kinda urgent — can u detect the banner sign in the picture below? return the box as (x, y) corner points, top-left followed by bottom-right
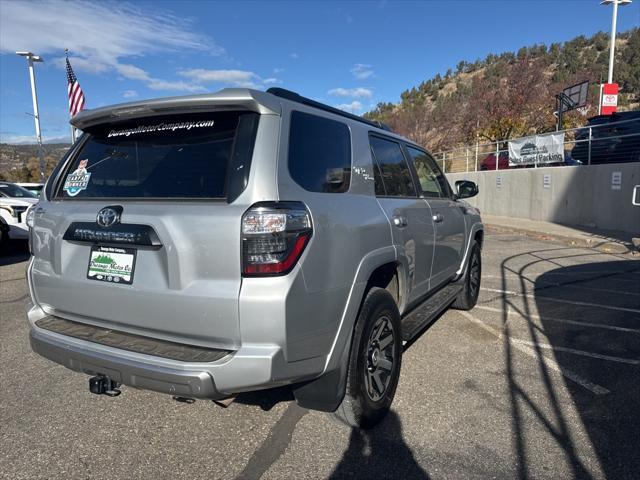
(601, 83), (618, 115)
(508, 132), (565, 166)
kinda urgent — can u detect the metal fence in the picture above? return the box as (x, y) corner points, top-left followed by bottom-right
(432, 117), (640, 174)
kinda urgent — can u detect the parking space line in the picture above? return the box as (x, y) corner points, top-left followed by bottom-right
(481, 287), (640, 315)
(482, 274), (640, 297)
(475, 305), (640, 334)
(459, 311), (610, 395)
(505, 338), (640, 366)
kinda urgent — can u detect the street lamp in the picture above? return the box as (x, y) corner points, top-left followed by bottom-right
(16, 51), (45, 180)
(600, 0), (633, 84)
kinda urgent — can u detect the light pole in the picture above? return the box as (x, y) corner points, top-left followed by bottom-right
(601, 0), (633, 84)
(16, 51), (45, 180)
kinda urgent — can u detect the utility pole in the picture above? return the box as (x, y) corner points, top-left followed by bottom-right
(16, 51), (45, 180)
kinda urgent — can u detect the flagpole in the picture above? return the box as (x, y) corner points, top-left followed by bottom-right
(65, 50), (76, 145)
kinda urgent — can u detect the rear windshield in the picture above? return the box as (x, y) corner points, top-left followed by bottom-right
(56, 111), (258, 200)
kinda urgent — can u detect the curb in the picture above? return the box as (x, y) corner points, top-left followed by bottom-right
(485, 223), (636, 255)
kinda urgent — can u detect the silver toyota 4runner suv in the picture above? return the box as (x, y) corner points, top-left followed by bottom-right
(27, 88), (483, 428)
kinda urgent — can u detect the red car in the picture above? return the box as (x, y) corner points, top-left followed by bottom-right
(480, 151), (509, 170)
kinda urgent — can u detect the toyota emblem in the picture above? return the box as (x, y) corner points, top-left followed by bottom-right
(96, 207), (121, 227)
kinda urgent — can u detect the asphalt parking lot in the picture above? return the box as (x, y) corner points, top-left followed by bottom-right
(1, 232), (639, 480)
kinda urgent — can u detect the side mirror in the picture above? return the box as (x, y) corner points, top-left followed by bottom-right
(455, 180), (479, 199)
(633, 185), (640, 206)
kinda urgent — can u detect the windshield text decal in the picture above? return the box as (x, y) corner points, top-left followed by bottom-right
(107, 120), (216, 138)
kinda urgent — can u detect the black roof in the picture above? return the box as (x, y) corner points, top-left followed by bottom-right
(267, 88), (393, 132)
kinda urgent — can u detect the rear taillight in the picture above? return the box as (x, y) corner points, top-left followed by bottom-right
(241, 202), (312, 276)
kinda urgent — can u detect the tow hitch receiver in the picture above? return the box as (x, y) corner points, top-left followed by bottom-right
(89, 375), (121, 397)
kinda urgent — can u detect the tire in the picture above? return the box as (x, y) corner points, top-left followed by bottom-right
(332, 287), (402, 429)
(452, 240), (481, 310)
(0, 220), (8, 253)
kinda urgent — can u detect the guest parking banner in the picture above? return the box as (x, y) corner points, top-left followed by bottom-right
(508, 132), (565, 166)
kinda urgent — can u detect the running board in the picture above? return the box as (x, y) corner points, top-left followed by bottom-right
(401, 284), (463, 342)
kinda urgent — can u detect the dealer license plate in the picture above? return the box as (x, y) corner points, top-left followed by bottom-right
(87, 246), (136, 285)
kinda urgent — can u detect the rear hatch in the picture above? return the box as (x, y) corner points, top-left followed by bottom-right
(30, 110), (261, 350)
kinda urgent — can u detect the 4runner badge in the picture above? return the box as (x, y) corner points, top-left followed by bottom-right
(63, 159), (91, 196)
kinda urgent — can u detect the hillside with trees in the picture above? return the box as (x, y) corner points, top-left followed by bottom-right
(364, 28), (640, 152)
(0, 144), (69, 182)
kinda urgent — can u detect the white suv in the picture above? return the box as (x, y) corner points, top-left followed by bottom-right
(0, 182), (38, 244)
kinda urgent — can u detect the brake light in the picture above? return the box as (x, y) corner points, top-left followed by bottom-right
(241, 202), (312, 277)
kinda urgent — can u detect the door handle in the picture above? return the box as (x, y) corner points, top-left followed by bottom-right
(392, 215), (408, 228)
(432, 213), (444, 223)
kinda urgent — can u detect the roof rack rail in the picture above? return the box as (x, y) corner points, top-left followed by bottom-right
(266, 87), (393, 132)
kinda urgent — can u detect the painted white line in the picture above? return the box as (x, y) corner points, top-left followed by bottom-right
(482, 274), (640, 297)
(459, 311), (610, 395)
(475, 305), (640, 334)
(484, 271), (640, 284)
(481, 287), (640, 315)
(506, 338), (640, 366)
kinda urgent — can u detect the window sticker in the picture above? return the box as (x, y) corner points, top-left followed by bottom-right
(63, 159), (92, 196)
(106, 119), (216, 138)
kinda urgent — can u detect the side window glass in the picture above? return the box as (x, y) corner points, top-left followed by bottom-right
(372, 152), (387, 196)
(406, 147), (448, 198)
(369, 136), (417, 197)
(288, 111), (351, 193)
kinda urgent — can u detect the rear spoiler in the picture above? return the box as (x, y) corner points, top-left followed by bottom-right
(70, 88), (282, 130)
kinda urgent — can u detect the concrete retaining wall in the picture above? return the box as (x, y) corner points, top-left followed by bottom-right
(446, 163), (640, 233)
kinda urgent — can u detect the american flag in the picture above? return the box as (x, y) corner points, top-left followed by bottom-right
(66, 57), (85, 117)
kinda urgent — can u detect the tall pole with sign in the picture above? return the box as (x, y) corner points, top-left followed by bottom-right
(599, 0), (632, 114)
(607, 0), (619, 84)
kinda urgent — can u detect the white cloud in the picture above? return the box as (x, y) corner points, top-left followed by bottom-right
(328, 87), (373, 99)
(0, 0), (223, 92)
(335, 101), (363, 114)
(179, 69), (256, 84)
(123, 90), (138, 99)
(351, 63), (375, 80)
(178, 69), (278, 90)
(273, 68), (285, 74)
(290, 53), (300, 59)
(146, 80), (205, 92)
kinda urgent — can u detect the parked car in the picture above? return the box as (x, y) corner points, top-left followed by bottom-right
(480, 151), (509, 170)
(571, 110), (640, 164)
(0, 182), (38, 244)
(16, 182), (45, 195)
(26, 88), (483, 429)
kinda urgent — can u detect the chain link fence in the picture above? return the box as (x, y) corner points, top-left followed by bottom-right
(432, 116), (640, 174)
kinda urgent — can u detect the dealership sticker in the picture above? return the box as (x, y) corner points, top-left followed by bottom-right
(107, 119), (216, 138)
(63, 159), (91, 196)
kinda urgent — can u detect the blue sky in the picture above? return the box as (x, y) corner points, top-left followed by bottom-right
(1, 0), (638, 144)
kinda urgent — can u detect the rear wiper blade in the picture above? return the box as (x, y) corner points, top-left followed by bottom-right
(87, 148), (129, 170)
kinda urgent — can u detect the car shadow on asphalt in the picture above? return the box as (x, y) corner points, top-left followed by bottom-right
(0, 240), (30, 266)
(235, 386), (295, 411)
(498, 246), (640, 480)
(328, 410), (429, 479)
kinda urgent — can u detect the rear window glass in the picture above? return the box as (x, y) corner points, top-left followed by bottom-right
(288, 111), (351, 193)
(56, 111), (258, 200)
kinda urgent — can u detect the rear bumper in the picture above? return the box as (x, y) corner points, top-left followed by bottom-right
(30, 327), (223, 399)
(26, 303), (324, 398)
